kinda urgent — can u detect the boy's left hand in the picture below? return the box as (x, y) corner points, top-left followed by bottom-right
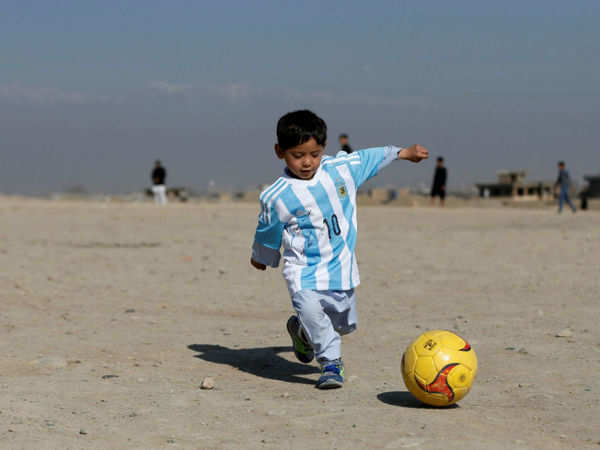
(250, 258), (267, 271)
(398, 145), (429, 163)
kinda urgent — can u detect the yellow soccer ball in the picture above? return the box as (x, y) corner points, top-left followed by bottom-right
(401, 330), (478, 407)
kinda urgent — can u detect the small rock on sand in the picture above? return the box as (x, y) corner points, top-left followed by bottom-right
(555, 328), (573, 338)
(200, 377), (215, 390)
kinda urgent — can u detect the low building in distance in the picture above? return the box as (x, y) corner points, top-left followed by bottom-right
(476, 170), (553, 200)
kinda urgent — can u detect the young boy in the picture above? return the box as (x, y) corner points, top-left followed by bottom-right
(250, 110), (428, 389)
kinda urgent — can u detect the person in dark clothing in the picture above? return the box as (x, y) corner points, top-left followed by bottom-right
(430, 157), (447, 207)
(151, 160), (167, 205)
(152, 160), (166, 185)
(579, 180), (590, 211)
(338, 134), (353, 154)
(580, 184), (589, 211)
(555, 161), (575, 213)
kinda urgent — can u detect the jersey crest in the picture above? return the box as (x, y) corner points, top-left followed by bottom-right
(335, 178), (348, 198)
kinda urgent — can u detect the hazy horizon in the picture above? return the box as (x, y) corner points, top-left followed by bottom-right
(2, 1), (599, 195)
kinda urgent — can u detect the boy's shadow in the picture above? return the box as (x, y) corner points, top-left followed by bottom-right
(187, 344), (319, 385)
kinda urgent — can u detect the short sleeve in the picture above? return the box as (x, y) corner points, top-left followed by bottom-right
(348, 146), (400, 188)
(251, 199), (285, 267)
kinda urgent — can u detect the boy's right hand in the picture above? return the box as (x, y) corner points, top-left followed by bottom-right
(250, 258), (266, 271)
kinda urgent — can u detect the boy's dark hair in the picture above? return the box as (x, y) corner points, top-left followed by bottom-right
(276, 110), (327, 151)
(437, 157), (444, 163)
(558, 161), (565, 166)
(339, 133), (348, 139)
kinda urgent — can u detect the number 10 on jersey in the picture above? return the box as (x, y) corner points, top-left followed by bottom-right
(323, 214), (341, 240)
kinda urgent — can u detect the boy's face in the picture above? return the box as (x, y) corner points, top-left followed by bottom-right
(339, 136), (348, 146)
(275, 137), (324, 180)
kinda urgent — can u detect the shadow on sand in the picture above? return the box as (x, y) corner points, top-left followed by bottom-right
(377, 391), (459, 409)
(187, 344), (319, 385)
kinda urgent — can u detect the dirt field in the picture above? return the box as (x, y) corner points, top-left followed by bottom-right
(1, 198), (598, 449)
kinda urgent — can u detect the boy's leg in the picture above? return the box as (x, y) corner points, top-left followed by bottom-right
(314, 290), (357, 389)
(297, 290), (358, 389)
(286, 315), (314, 363)
(291, 290), (358, 389)
(291, 290), (341, 364)
(323, 289), (357, 336)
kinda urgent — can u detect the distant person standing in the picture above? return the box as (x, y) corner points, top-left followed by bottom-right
(430, 157), (447, 207)
(151, 160), (167, 205)
(339, 134), (353, 154)
(579, 182), (590, 211)
(555, 161), (575, 213)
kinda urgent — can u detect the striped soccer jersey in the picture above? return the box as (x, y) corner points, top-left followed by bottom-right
(252, 146), (401, 295)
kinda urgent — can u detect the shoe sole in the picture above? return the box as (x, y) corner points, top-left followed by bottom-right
(286, 317), (314, 364)
(316, 378), (343, 389)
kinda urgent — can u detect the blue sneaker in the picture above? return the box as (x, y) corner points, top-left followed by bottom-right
(286, 316), (314, 364)
(316, 360), (344, 389)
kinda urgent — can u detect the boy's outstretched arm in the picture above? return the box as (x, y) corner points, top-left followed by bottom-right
(347, 144), (429, 188)
(398, 144), (429, 162)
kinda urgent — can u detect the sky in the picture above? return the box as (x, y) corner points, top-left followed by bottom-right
(1, 0), (599, 194)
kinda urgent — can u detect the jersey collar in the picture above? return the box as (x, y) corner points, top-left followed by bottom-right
(282, 160), (325, 186)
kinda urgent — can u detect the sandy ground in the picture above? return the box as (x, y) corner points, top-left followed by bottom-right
(0, 198), (599, 450)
